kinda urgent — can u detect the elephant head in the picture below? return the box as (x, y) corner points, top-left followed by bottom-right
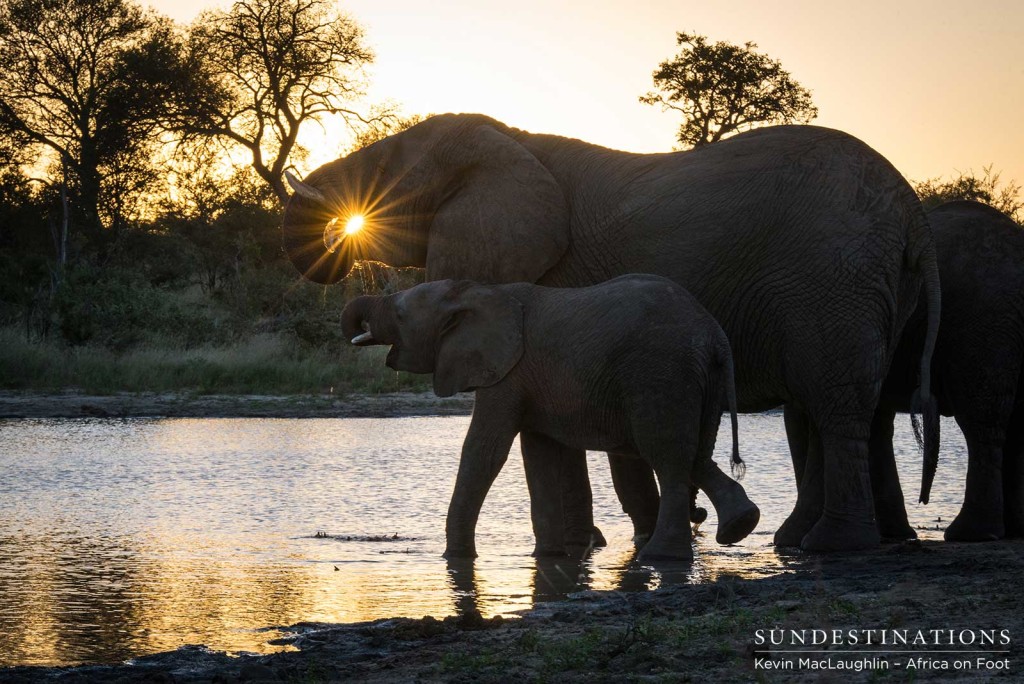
(282, 114), (570, 285)
(340, 280), (525, 397)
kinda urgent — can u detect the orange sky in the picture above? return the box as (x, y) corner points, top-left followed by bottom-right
(153, 0), (1023, 187)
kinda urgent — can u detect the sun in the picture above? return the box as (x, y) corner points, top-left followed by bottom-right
(345, 215), (365, 235)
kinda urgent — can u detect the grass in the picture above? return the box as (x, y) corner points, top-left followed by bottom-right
(0, 326), (431, 395)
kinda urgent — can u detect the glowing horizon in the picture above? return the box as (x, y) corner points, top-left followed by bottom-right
(150, 0), (1024, 189)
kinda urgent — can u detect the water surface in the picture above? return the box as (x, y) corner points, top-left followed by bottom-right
(0, 414), (967, 666)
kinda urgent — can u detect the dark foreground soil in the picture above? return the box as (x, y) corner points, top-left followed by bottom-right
(3, 540), (1023, 683)
(0, 390), (474, 419)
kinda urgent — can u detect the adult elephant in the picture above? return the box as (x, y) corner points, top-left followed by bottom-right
(867, 201), (1024, 541)
(282, 113), (940, 552)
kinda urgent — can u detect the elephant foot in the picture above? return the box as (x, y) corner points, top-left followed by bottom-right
(774, 506), (819, 548)
(801, 514), (880, 552)
(636, 533), (694, 563)
(532, 543), (566, 558)
(716, 502), (760, 545)
(874, 499), (916, 541)
(1005, 520), (1024, 539)
(564, 525), (607, 550)
(443, 544), (478, 559)
(944, 511), (1003, 542)
(629, 515), (658, 542)
(878, 519), (917, 542)
(1003, 503), (1024, 538)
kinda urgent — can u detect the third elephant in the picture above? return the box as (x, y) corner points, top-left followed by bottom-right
(868, 200), (1024, 542)
(282, 113), (940, 552)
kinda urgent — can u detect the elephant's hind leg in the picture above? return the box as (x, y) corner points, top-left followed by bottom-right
(1000, 366), (1024, 538)
(785, 312), (886, 551)
(869, 406), (916, 541)
(775, 404), (825, 547)
(800, 429), (881, 552)
(630, 402), (699, 562)
(794, 386), (881, 551)
(945, 419), (1006, 542)
(1003, 399), (1024, 537)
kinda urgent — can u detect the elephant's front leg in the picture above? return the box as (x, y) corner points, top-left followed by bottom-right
(558, 446), (607, 549)
(522, 432), (570, 555)
(444, 412), (519, 558)
(868, 406), (916, 540)
(608, 453), (660, 542)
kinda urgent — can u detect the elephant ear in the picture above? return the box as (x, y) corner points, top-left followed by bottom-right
(427, 125), (569, 283)
(433, 283), (525, 397)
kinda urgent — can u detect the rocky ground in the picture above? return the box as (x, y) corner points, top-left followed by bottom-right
(3, 540), (1022, 683)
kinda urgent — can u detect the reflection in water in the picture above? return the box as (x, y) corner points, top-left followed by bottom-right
(0, 415), (968, 666)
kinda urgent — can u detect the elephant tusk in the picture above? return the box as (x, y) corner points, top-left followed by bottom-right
(351, 331), (374, 345)
(285, 170), (328, 204)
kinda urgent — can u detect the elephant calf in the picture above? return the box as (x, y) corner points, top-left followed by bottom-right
(341, 274), (759, 561)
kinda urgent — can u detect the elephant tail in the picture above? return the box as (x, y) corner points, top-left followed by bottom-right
(719, 339), (743, 480)
(911, 217), (942, 505)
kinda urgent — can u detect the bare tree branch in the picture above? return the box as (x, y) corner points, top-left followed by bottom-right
(173, 0), (381, 205)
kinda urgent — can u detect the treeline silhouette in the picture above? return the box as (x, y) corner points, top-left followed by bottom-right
(0, 0), (1017, 394)
(0, 0), (425, 393)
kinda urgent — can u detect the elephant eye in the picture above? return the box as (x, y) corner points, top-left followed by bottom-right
(440, 311), (465, 336)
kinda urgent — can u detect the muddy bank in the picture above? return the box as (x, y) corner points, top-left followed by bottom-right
(0, 390), (474, 419)
(4, 540), (1022, 682)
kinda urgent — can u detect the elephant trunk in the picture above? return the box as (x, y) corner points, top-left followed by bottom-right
(341, 295), (396, 346)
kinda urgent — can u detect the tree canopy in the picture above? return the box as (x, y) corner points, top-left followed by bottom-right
(640, 32), (818, 149)
(0, 0), (191, 242)
(179, 0), (378, 204)
(914, 166), (1022, 224)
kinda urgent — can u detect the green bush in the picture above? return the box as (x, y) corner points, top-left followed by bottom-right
(54, 266), (218, 350)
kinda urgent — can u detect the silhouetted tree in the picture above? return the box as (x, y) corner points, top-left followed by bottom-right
(180, 0), (378, 205)
(0, 0), (191, 245)
(640, 32), (818, 149)
(914, 166), (1022, 224)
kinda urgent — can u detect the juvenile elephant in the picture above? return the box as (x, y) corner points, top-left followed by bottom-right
(866, 201), (1024, 541)
(341, 275), (760, 561)
(284, 113), (940, 552)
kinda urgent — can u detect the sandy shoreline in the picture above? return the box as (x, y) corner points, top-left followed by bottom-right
(3, 540), (1023, 681)
(0, 390), (475, 420)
